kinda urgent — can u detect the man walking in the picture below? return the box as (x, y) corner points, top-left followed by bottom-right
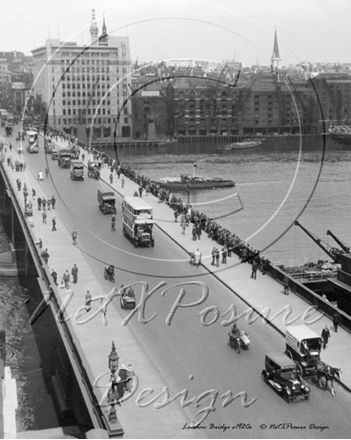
(42, 211), (47, 224)
(51, 269), (58, 286)
(283, 275), (289, 295)
(321, 325), (331, 349)
(85, 290), (92, 312)
(333, 312), (341, 332)
(37, 196), (42, 211)
(72, 228), (78, 245)
(138, 186), (143, 198)
(51, 195), (56, 209)
(52, 217), (57, 231)
(251, 260), (258, 279)
(222, 246), (227, 264)
(71, 264), (78, 284)
(121, 174), (125, 188)
(62, 270), (70, 289)
(109, 173), (113, 184)
(41, 248), (50, 264)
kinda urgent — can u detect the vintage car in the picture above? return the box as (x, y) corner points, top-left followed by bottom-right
(51, 149), (59, 160)
(262, 352), (310, 402)
(98, 189), (116, 214)
(44, 139), (54, 154)
(285, 325), (322, 377)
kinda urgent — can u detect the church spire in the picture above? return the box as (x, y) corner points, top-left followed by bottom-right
(99, 11), (109, 45)
(90, 9), (98, 45)
(271, 28), (281, 70)
(102, 12), (107, 36)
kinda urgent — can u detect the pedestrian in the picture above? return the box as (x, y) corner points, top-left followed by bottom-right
(181, 217), (187, 234)
(192, 224), (197, 241)
(109, 173), (113, 184)
(52, 217), (57, 231)
(23, 162), (26, 172)
(251, 260), (258, 279)
(42, 197), (46, 211)
(321, 325), (331, 349)
(45, 167), (49, 177)
(283, 275), (289, 295)
(215, 248), (220, 267)
(47, 198), (51, 210)
(62, 270), (70, 289)
(85, 290), (92, 312)
(121, 174), (125, 188)
(51, 269), (58, 286)
(138, 186), (143, 197)
(42, 211), (47, 224)
(333, 312), (341, 333)
(41, 248), (50, 264)
(51, 195), (56, 209)
(71, 264), (78, 284)
(174, 210), (179, 222)
(211, 247), (216, 265)
(222, 246), (227, 264)
(32, 188), (36, 200)
(111, 214), (116, 231)
(72, 228), (78, 245)
(82, 153), (85, 162)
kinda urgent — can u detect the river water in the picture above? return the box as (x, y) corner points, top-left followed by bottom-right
(118, 137), (351, 267)
(0, 276), (58, 432)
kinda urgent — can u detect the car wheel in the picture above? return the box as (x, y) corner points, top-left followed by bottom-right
(282, 390), (290, 403)
(262, 370), (268, 383)
(318, 373), (328, 389)
(285, 350), (293, 360)
(297, 363), (304, 378)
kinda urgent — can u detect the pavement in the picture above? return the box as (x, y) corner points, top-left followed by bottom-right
(1, 130), (351, 438)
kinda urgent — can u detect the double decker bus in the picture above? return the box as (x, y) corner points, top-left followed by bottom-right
(122, 196), (155, 248)
(26, 130), (39, 153)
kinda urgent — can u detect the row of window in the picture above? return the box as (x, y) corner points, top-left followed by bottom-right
(61, 100), (111, 106)
(62, 91), (110, 98)
(62, 108), (111, 116)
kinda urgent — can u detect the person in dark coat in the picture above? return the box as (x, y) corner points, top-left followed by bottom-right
(37, 196), (42, 211)
(321, 325), (331, 349)
(333, 312), (341, 332)
(71, 264), (79, 284)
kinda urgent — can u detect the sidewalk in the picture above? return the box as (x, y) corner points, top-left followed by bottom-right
(0, 132), (199, 439)
(81, 144), (351, 392)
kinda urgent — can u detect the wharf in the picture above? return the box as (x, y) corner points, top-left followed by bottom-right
(0, 129), (350, 438)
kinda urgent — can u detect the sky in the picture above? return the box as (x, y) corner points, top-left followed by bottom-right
(1, 0), (351, 67)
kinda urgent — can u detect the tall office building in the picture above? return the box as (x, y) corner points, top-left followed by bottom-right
(31, 10), (132, 140)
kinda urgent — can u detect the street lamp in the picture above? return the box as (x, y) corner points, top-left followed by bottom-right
(107, 341), (120, 424)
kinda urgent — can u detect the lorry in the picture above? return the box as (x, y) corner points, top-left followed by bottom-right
(58, 148), (72, 168)
(98, 189), (116, 214)
(70, 160), (84, 180)
(122, 196), (155, 248)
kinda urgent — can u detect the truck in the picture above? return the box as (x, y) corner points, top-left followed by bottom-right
(70, 160), (84, 180)
(122, 196), (155, 248)
(98, 189), (116, 214)
(58, 148), (72, 168)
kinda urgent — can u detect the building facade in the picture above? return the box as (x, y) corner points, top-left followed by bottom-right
(31, 10), (132, 140)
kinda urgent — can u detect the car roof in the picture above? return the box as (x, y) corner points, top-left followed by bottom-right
(266, 352), (296, 367)
(286, 325), (320, 341)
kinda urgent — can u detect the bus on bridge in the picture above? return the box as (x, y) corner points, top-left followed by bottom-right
(122, 196), (155, 248)
(26, 130), (39, 153)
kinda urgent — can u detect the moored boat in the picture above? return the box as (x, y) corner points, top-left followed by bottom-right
(158, 163), (235, 190)
(216, 140), (262, 153)
(328, 125), (351, 144)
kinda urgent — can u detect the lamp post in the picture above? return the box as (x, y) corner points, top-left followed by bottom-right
(107, 341), (120, 425)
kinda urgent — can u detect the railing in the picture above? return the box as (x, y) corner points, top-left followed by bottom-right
(266, 261), (351, 333)
(0, 161), (106, 431)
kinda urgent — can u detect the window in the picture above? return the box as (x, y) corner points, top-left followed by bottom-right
(124, 117), (128, 123)
(63, 109), (66, 115)
(63, 100), (66, 105)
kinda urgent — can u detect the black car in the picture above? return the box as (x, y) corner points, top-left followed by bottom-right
(262, 352), (310, 402)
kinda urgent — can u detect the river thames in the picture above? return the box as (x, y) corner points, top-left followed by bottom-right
(118, 137), (351, 267)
